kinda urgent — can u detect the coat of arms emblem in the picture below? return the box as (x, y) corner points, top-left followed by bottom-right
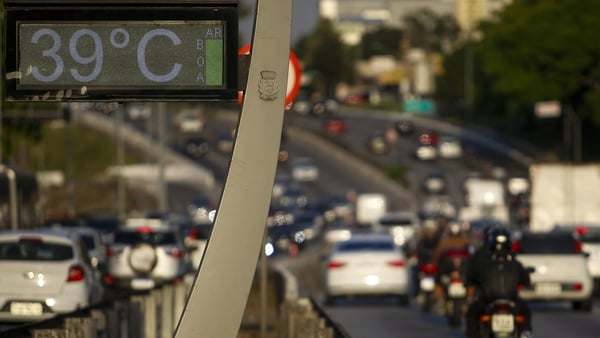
(258, 70), (279, 101)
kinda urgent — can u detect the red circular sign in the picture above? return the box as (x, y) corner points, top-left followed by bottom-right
(238, 43), (302, 106)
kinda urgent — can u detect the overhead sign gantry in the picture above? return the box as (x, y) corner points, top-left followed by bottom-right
(3, 0), (238, 101)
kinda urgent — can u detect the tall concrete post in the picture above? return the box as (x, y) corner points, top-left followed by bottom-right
(174, 0), (292, 337)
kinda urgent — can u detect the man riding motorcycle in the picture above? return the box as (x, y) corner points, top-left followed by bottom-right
(464, 227), (533, 338)
(428, 222), (471, 314)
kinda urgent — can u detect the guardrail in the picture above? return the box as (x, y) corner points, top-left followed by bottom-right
(279, 298), (352, 338)
(3, 282), (189, 338)
(3, 268), (352, 338)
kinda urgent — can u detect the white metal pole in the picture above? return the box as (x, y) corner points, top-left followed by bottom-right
(174, 0), (292, 336)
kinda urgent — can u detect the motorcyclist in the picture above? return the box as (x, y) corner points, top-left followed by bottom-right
(430, 222), (471, 311)
(464, 227), (533, 338)
(430, 221), (471, 267)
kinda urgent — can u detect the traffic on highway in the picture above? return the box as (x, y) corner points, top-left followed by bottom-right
(1, 1), (598, 337)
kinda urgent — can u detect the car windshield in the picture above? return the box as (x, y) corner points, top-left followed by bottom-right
(0, 241), (74, 261)
(114, 231), (177, 245)
(337, 240), (394, 252)
(519, 233), (579, 254)
(378, 218), (414, 227)
(580, 230), (600, 243)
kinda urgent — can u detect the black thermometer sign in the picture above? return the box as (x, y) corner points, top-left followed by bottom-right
(19, 22), (224, 87)
(4, 5), (239, 101)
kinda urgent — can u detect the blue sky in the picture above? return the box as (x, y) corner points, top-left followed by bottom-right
(238, 0), (320, 45)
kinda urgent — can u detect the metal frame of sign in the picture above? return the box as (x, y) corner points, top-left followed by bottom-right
(3, 1), (238, 101)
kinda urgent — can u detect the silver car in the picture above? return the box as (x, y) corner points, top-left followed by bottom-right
(105, 218), (188, 291)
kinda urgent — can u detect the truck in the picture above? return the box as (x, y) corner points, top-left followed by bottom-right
(458, 177), (509, 224)
(355, 193), (388, 228)
(529, 164), (600, 232)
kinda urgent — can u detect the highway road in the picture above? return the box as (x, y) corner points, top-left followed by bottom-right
(59, 105), (600, 337)
(200, 107), (600, 338)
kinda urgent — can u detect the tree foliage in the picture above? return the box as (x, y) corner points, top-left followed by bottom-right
(402, 8), (461, 54)
(358, 26), (403, 60)
(293, 19), (353, 97)
(476, 0), (600, 120)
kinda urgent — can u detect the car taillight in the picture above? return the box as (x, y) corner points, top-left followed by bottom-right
(106, 247), (124, 257)
(387, 260), (405, 267)
(420, 263), (438, 275)
(566, 282), (583, 291)
(575, 240), (582, 253)
(167, 248), (184, 258)
(67, 264), (85, 282)
(104, 275), (115, 285)
(511, 241), (521, 253)
(328, 261), (346, 269)
(494, 303), (511, 312)
(188, 229), (198, 239)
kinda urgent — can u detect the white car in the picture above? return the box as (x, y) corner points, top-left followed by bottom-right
(554, 224), (600, 288)
(105, 218), (188, 291)
(438, 136), (463, 159)
(373, 211), (420, 248)
(514, 230), (594, 311)
(291, 157), (319, 182)
(0, 229), (105, 323)
(324, 232), (411, 306)
(414, 144), (438, 161)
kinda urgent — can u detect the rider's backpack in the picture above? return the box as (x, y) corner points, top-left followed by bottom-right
(480, 253), (521, 301)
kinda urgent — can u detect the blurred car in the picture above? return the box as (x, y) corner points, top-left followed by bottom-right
(311, 98), (339, 117)
(0, 229), (105, 322)
(125, 102), (151, 121)
(373, 211), (420, 248)
(291, 99), (312, 115)
(216, 131), (235, 154)
(175, 111), (204, 133)
(180, 137), (210, 159)
(366, 132), (390, 155)
(554, 224), (600, 287)
(272, 173), (293, 200)
(291, 157), (319, 182)
(105, 218), (188, 291)
(418, 131), (439, 146)
(438, 135), (463, 159)
(181, 223), (213, 271)
(421, 171), (447, 194)
(275, 185), (309, 208)
(420, 194), (458, 220)
(323, 114), (348, 134)
(61, 226), (107, 273)
(513, 230), (594, 311)
(394, 119), (416, 136)
(322, 217), (354, 247)
(324, 232), (411, 306)
(414, 143), (437, 161)
(187, 194), (215, 225)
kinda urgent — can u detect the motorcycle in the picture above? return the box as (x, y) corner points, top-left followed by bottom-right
(417, 263), (438, 313)
(441, 274), (467, 327)
(438, 248), (470, 327)
(479, 299), (526, 338)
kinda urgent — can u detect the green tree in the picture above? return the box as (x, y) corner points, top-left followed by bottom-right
(476, 0), (600, 120)
(294, 18), (353, 97)
(358, 26), (404, 60)
(402, 8), (462, 54)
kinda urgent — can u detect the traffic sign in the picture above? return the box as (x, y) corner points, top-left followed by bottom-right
(238, 43), (301, 106)
(3, 1), (239, 102)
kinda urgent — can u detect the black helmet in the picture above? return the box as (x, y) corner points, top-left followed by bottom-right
(488, 227), (512, 253)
